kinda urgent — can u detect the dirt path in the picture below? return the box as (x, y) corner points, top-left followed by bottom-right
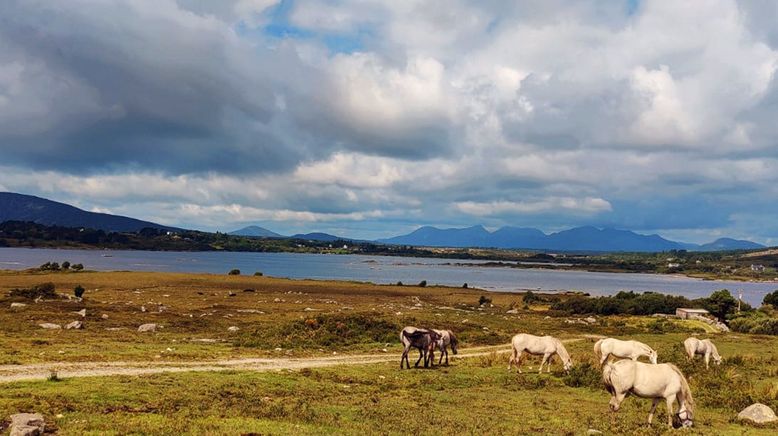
(0, 337), (598, 383)
(0, 344), (514, 383)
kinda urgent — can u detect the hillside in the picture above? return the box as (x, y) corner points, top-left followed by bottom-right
(229, 226), (283, 238)
(0, 192), (177, 232)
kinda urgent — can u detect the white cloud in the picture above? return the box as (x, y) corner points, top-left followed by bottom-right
(455, 198), (613, 216)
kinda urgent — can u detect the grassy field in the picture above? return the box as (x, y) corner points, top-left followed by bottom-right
(1, 270), (777, 434)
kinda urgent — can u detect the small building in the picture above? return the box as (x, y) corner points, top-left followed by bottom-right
(751, 264), (765, 272)
(676, 308), (709, 319)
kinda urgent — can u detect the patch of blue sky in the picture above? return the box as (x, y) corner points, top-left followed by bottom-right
(626, 0), (640, 16)
(237, 0), (365, 54)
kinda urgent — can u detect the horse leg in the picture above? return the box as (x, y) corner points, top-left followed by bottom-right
(415, 348), (423, 368)
(401, 345), (410, 369)
(508, 348), (516, 371)
(547, 355), (553, 373)
(539, 353), (549, 374)
(647, 398), (660, 425)
(516, 350), (524, 373)
(665, 396), (675, 427)
(704, 352), (710, 369)
(599, 352), (609, 367)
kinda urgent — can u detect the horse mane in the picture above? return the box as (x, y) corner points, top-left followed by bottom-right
(665, 363), (695, 413)
(705, 340), (721, 358)
(448, 330), (458, 346)
(554, 338), (571, 363)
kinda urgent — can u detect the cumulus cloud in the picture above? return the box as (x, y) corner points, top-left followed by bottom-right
(1, 0), (778, 243)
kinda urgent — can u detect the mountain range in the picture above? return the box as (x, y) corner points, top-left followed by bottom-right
(376, 225), (765, 252)
(0, 192), (177, 232)
(0, 192), (767, 252)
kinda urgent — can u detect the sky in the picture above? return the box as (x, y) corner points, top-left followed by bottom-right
(1, 0), (778, 244)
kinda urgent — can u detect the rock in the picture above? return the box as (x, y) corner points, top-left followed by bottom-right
(304, 307), (317, 311)
(101, 314), (109, 319)
(585, 317), (597, 324)
(586, 430), (603, 435)
(141, 305), (146, 313)
(10, 303), (27, 309)
(138, 323), (158, 333)
(65, 321), (83, 330)
(9, 413), (45, 436)
(38, 323), (61, 330)
(73, 309), (86, 318)
(506, 309), (519, 314)
(227, 326), (240, 332)
(737, 403), (777, 424)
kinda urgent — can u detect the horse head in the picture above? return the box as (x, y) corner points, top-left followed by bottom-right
(449, 331), (459, 355)
(563, 358), (573, 372)
(675, 408), (694, 428)
(649, 350), (658, 364)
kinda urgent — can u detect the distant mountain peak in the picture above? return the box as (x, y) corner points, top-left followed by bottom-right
(228, 225), (282, 238)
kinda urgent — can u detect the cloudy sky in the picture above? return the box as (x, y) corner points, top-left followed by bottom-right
(1, 0), (777, 244)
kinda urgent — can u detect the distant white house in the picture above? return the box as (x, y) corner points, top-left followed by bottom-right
(676, 308), (709, 319)
(751, 264), (766, 272)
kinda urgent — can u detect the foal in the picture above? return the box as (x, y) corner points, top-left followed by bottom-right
(400, 327), (441, 369)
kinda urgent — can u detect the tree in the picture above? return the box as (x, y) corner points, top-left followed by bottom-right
(74, 285), (85, 299)
(71, 263), (84, 271)
(228, 269), (241, 275)
(702, 289), (738, 320)
(62, 261), (71, 270)
(763, 290), (778, 307)
(418, 280), (427, 287)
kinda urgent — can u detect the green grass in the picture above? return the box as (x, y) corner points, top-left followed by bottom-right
(2, 272), (778, 434)
(1, 356), (776, 435)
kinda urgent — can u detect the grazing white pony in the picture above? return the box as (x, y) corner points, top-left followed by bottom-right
(594, 338), (658, 366)
(432, 329), (458, 365)
(683, 337), (722, 369)
(508, 333), (572, 373)
(603, 360), (694, 427)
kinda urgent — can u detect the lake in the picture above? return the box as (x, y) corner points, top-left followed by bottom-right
(1, 247), (775, 305)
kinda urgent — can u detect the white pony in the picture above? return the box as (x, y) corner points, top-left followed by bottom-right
(508, 333), (572, 373)
(432, 329), (458, 365)
(603, 360), (694, 427)
(594, 338), (658, 366)
(683, 337), (722, 369)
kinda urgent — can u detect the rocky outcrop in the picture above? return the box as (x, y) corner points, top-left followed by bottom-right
(65, 321), (83, 330)
(38, 323), (61, 330)
(737, 403), (777, 424)
(137, 323), (158, 333)
(9, 413), (45, 436)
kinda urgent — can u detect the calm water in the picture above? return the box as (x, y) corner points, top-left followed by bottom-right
(1, 247), (775, 305)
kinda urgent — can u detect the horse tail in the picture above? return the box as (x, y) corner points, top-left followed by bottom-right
(667, 363), (694, 414)
(602, 361), (617, 394)
(593, 338), (604, 363)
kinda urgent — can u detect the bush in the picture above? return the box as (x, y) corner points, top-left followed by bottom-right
(233, 313), (400, 349)
(9, 282), (57, 300)
(228, 269), (241, 275)
(763, 290), (778, 307)
(253, 271), (263, 276)
(551, 290), (697, 316)
(71, 263), (84, 271)
(418, 280), (427, 287)
(462, 283), (468, 288)
(62, 261), (70, 270)
(74, 285), (85, 299)
(563, 362), (601, 388)
(523, 290), (540, 305)
(396, 281), (403, 286)
(479, 295), (492, 306)
(699, 289), (738, 320)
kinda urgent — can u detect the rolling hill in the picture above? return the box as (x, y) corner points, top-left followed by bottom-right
(0, 192), (178, 232)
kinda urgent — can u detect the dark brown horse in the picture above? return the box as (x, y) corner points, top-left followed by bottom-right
(400, 327), (441, 369)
